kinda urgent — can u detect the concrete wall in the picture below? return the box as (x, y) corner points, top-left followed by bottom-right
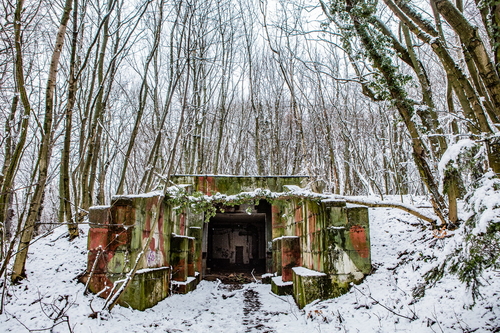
(83, 175), (371, 310)
(211, 228), (253, 264)
(171, 175), (309, 195)
(82, 193), (171, 310)
(270, 197), (371, 307)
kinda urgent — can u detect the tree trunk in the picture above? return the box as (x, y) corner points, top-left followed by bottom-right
(0, 0), (32, 261)
(11, 0), (73, 282)
(345, 3), (449, 224)
(116, 0), (158, 194)
(401, 24), (447, 159)
(432, 0), (500, 121)
(59, 0), (80, 240)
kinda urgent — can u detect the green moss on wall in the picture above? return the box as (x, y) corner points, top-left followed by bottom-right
(109, 268), (170, 311)
(171, 175), (308, 195)
(271, 277), (293, 296)
(292, 270), (327, 309)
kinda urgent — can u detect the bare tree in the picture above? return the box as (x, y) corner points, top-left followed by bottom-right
(11, 0), (74, 282)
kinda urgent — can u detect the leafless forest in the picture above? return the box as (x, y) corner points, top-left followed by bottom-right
(0, 0), (499, 291)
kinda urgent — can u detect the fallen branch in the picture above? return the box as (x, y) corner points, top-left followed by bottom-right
(352, 284), (418, 321)
(333, 195), (438, 225)
(166, 185), (440, 226)
(84, 248), (102, 295)
(251, 269), (258, 283)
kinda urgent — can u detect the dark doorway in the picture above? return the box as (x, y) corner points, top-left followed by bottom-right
(235, 246), (244, 264)
(206, 201), (270, 280)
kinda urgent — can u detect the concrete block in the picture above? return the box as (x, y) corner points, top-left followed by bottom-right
(107, 250), (131, 274)
(261, 273), (273, 284)
(113, 267), (170, 311)
(346, 224), (371, 273)
(83, 273), (113, 298)
(346, 204), (369, 227)
(187, 237), (196, 277)
(89, 206), (111, 227)
(188, 226), (203, 273)
(171, 276), (198, 294)
(271, 276), (293, 295)
(272, 238), (282, 275)
(88, 228), (109, 251)
(281, 236), (300, 282)
(325, 204), (348, 228)
(170, 235), (189, 281)
(324, 275), (351, 299)
(107, 227), (133, 252)
(110, 198), (136, 227)
(292, 267), (327, 309)
(86, 249), (109, 274)
(271, 204), (285, 239)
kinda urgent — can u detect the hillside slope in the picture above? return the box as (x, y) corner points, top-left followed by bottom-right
(1, 197), (498, 332)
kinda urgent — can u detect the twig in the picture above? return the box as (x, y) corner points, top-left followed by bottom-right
(4, 308), (73, 332)
(84, 248), (102, 295)
(268, 292), (288, 303)
(285, 293), (299, 320)
(251, 268), (258, 283)
(5, 310), (32, 331)
(431, 307), (444, 333)
(351, 285), (418, 321)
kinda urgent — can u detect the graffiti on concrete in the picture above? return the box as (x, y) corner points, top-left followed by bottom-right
(82, 175), (371, 310)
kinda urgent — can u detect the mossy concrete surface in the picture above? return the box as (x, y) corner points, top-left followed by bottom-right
(84, 176), (371, 311)
(188, 226), (203, 272)
(292, 267), (327, 309)
(171, 175), (308, 195)
(272, 238), (282, 276)
(170, 235), (190, 282)
(281, 236), (301, 282)
(84, 193), (173, 310)
(292, 267), (352, 309)
(274, 197), (370, 308)
(112, 268), (170, 311)
(271, 276), (293, 296)
(171, 276), (198, 294)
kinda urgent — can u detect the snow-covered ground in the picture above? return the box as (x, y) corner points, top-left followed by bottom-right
(1, 197), (499, 332)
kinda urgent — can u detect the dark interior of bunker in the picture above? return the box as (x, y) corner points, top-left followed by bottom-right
(204, 200), (272, 282)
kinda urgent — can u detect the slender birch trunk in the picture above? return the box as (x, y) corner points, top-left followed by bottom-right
(12, 0), (73, 282)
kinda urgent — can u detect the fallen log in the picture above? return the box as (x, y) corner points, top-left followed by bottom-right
(332, 195), (439, 226)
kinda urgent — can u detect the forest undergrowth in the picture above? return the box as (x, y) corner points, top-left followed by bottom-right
(0, 188), (499, 332)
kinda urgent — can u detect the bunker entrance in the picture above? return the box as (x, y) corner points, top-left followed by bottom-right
(205, 200), (271, 281)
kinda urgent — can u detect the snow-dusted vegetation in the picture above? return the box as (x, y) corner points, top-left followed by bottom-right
(1, 198), (498, 332)
(1, 0), (499, 330)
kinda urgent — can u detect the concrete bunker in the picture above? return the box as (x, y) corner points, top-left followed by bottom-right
(82, 175), (371, 310)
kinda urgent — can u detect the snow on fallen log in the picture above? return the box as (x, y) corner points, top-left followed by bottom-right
(331, 195), (439, 225)
(164, 184), (440, 226)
